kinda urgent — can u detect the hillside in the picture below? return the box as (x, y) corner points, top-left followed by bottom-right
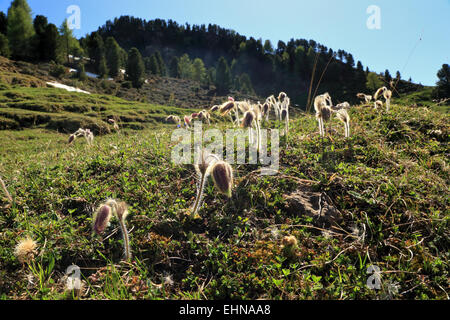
(0, 81), (448, 299)
(0, 56), (261, 114)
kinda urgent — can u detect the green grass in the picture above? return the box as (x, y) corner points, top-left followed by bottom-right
(0, 85), (194, 134)
(394, 86), (449, 114)
(0, 99), (448, 300)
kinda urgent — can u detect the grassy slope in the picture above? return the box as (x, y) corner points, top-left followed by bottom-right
(0, 99), (448, 300)
(395, 86), (449, 114)
(0, 84), (195, 134)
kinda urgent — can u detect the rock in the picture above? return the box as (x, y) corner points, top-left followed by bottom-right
(283, 185), (342, 226)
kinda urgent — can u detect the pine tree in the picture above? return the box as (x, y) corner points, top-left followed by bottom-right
(98, 55), (109, 79)
(366, 72), (383, 92)
(264, 40), (274, 54)
(126, 47), (145, 88)
(77, 62), (87, 81)
(206, 67), (215, 86)
(294, 46), (307, 77)
(86, 32), (105, 73)
(0, 11), (7, 35)
(355, 61), (367, 91)
(192, 58), (206, 83)
(154, 50), (166, 76)
(238, 73), (254, 94)
(33, 15), (48, 61)
(59, 19), (83, 63)
(119, 47), (128, 69)
(33, 15), (48, 35)
(215, 56), (232, 93)
(169, 56), (180, 78)
(7, 0), (35, 60)
(0, 33), (10, 57)
(179, 54), (193, 79)
(41, 23), (59, 62)
(105, 37), (121, 78)
(384, 69), (392, 82)
(148, 54), (160, 75)
(346, 53), (355, 67)
(434, 64), (450, 99)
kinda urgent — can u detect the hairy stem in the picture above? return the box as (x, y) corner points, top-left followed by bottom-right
(0, 176), (13, 204)
(118, 218), (131, 261)
(192, 173), (207, 216)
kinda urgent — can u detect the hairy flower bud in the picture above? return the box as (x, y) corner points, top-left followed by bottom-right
(93, 205), (112, 235)
(211, 161), (233, 198)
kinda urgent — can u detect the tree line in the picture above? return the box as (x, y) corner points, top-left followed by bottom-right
(1, 0), (447, 102)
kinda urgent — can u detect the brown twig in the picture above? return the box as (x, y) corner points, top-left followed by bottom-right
(306, 52), (320, 113)
(310, 53), (336, 112)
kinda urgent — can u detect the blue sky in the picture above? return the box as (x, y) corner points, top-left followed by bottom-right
(1, 0), (449, 85)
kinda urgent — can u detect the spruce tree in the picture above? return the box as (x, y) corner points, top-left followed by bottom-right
(0, 11), (7, 35)
(238, 73), (254, 94)
(77, 62), (87, 81)
(126, 47), (145, 88)
(0, 33), (10, 57)
(33, 15), (48, 61)
(366, 72), (383, 92)
(98, 55), (109, 79)
(215, 56), (232, 93)
(192, 58), (206, 83)
(41, 24), (59, 62)
(384, 69), (392, 82)
(105, 37), (121, 78)
(148, 54), (160, 75)
(434, 64), (450, 99)
(154, 50), (166, 76)
(86, 32), (105, 73)
(59, 19), (83, 63)
(179, 54), (193, 79)
(169, 56), (180, 78)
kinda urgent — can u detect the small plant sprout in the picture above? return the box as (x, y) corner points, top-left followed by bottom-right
(93, 199), (132, 261)
(14, 236), (37, 264)
(108, 118), (120, 131)
(184, 115), (192, 129)
(384, 89), (393, 112)
(211, 160), (234, 198)
(266, 95), (279, 122)
(374, 86), (393, 111)
(336, 109), (351, 138)
(241, 110), (257, 145)
(93, 204), (112, 235)
(357, 93), (372, 104)
(0, 175), (13, 204)
(69, 128), (94, 146)
(279, 95), (290, 137)
(281, 235), (299, 259)
(373, 87), (385, 100)
(262, 102), (270, 124)
(314, 93), (333, 137)
(191, 112), (200, 120)
(189, 148), (220, 218)
(198, 110), (211, 125)
(374, 100), (383, 110)
(166, 115), (182, 127)
(332, 102), (351, 111)
(219, 100), (237, 126)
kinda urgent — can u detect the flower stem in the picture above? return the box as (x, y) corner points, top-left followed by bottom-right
(192, 173), (207, 216)
(118, 218), (131, 261)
